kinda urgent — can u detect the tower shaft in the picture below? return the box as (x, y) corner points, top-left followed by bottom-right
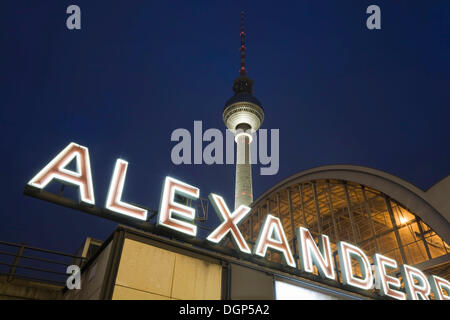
(235, 133), (253, 209)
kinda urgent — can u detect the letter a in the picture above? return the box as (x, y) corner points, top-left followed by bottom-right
(254, 215), (296, 268)
(366, 5), (381, 30)
(28, 142), (95, 205)
(66, 5), (81, 30)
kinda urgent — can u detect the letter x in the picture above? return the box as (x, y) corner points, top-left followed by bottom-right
(207, 194), (251, 254)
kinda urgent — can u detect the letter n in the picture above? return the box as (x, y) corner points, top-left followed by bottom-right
(297, 227), (336, 281)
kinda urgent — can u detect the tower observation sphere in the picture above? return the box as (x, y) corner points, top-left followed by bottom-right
(223, 11), (264, 209)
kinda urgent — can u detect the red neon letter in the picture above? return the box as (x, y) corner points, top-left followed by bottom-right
(401, 264), (431, 300)
(157, 176), (199, 236)
(429, 275), (450, 300)
(206, 194), (251, 254)
(297, 227), (336, 281)
(373, 253), (406, 300)
(105, 159), (147, 221)
(254, 214), (296, 268)
(337, 241), (373, 290)
(28, 142), (95, 205)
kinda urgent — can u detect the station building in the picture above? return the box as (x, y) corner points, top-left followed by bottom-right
(61, 165), (448, 300)
(1, 165), (449, 300)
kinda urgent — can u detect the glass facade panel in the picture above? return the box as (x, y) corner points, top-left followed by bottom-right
(392, 203), (416, 226)
(426, 234), (448, 258)
(403, 241), (428, 265)
(370, 196), (393, 233)
(397, 224), (420, 246)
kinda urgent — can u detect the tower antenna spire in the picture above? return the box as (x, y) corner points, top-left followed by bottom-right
(240, 11), (246, 76)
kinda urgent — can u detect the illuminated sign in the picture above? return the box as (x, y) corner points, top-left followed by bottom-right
(254, 215), (296, 268)
(337, 241), (374, 291)
(158, 176), (199, 237)
(26, 142), (450, 300)
(106, 159), (147, 221)
(373, 253), (406, 300)
(28, 142), (95, 205)
(401, 264), (431, 300)
(297, 227), (335, 281)
(207, 194), (252, 254)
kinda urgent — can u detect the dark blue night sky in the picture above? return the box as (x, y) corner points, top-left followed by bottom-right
(1, 1), (449, 255)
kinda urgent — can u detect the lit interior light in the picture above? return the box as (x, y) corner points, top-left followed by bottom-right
(275, 281), (338, 300)
(399, 216), (408, 224)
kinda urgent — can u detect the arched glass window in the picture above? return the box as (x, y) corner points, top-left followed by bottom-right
(243, 179), (449, 281)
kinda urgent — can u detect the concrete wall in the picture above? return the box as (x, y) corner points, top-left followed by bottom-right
(112, 238), (222, 300)
(63, 241), (112, 300)
(426, 175), (450, 223)
(0, 275), (63, 300)
(230, 264), (273, 299)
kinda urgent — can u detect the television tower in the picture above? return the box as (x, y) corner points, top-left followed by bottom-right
(223, 11), (264, 209)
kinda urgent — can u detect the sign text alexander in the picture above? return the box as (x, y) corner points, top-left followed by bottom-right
(27, 142), (450, 300)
